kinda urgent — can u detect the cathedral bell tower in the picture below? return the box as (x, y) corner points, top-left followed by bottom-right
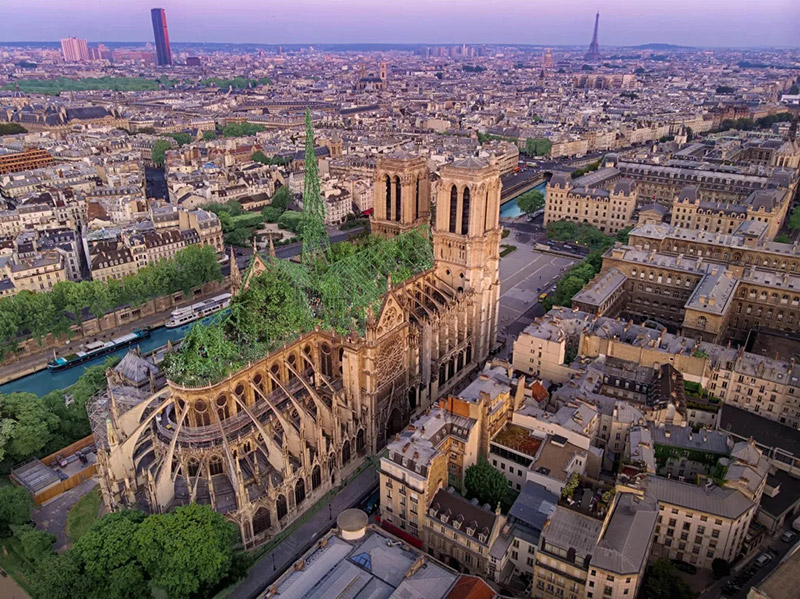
(432, 156), (502, 362)
(371, 151), (431, 238)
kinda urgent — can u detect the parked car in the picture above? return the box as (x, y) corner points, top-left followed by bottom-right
(671, 559), (697, 574)
(754, 553), (772, 568)
(781, 530), (796, 542)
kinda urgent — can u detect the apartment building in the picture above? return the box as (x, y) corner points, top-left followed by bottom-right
(178, 208), (224, 254)
(544, 171), (636, 235)
(424, 487), (505, 577)
(584, 493), (657, 599)
(89, 240), (137, 282)
(534, 506), (602, 599)
(4, 251), (65, 292)
(0, 148), (55, 174)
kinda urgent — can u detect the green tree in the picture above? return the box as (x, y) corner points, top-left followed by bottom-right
(13, 524), (56, 564)
(524, 137), (552, 157)
(516, 189), (545, 214)
(271, 186), (292, 212)
(711, 558), (731, 579)
(150, 139), (172, 165)
(789, 84), (800, 95)
(775, 233), (792, 243)
(789, 207), (800, 231)
(0, 485), (34, 534)
(167, 132), (192, 147)
(135, 503), (238, 599)
(639, 559), (695, 599)
(75, 510), (148, 587)
(464, 461), (508, 510)
(0, 392), (58, 461)
(0, 123), (28, 135)
(278, 210), (303, 233)
(252, 150), (268, 163)
(202, 130), (217, 141)
(261, 205), (283, 223)
(29, 551), (86, 599)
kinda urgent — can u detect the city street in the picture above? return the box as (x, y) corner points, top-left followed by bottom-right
(230, 466), (378, 599)
(699, 528), (799, 599)
(496, 228), (577, 359)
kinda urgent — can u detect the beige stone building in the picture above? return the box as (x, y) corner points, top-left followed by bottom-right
(5, 251), (65, 293)
(544, 172), (637, 234)
(372, 152), (431, 239)
(90, 153), (503, 549)
(424, 487), (505, 577)
(89, 240), (138, 282)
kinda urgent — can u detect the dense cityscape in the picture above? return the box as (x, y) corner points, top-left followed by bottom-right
(0, 3), (798, 599)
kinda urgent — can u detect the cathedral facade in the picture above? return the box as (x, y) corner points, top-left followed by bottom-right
(89, 153), (502, 548)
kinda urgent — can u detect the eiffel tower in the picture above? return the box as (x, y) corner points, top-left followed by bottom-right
(585, 12), (601, 61)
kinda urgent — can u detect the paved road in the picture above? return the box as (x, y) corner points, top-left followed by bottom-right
(230, 465), (378, 599)
(32, 478), (99, 551)
(699, 527), (798, 599)
(496, 232), (577, 360)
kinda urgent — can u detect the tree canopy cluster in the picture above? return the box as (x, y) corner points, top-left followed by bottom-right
(221, 122), (266, 138)
(571, 160), (602, 178)
(150, 139), (173, 165)
(716, 112), (793, 133)
(252, 150), (291, 166)
(200, 76), (272, 89)
(523, 137), (552, 157)
(0, 244), (221, 356)
(0, 356), (117, 473)
(638, 559), (695, 599)
(2, 76), (178, 95)
(715, 85), (736, 94)
(28, 503), (244, 599)
(163, 229), (434, 386)
(516, 189), (545, 214)
(542, 222), (631, 311)
(206, 193), (295, 247)
(0, 123), (27, 135)
(464, 461), (508, 509)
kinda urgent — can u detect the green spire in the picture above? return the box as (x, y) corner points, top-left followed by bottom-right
(300, 107), (329, 264)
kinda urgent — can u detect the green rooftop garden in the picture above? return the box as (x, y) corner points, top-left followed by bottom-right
(493, 424), (543, 457)
(162, 228), (433, 387)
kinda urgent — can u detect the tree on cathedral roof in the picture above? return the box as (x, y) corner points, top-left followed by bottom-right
(162, 227), (434, 387)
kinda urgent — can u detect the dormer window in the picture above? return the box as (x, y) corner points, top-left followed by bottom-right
(440, 513), (449, 524)
(479, 534), (487, 543)
(466, 527), (475, 536)
(429, 508), (437, 517)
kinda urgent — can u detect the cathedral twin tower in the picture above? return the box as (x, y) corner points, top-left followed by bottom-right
(373, 151), (502, 362)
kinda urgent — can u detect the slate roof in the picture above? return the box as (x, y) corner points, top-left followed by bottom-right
(590, 494), (658, 575)
(428, 488), (497, 545)
(644, 475), (753, 519)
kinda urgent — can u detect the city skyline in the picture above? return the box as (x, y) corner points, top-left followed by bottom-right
(2, 0), (799, 48)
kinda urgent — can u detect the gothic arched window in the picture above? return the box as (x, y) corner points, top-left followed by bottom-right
(385, 174), (391, 221)
(394, 176), (402, 221)
(461, 187), (470, 235)
(449, 185), (458, 233)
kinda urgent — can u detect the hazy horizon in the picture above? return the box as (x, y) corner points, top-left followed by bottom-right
(3, 0), (799, 48)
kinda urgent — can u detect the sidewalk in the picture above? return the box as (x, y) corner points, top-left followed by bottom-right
(229, 465), (378, 599)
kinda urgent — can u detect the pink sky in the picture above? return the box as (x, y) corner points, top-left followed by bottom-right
(3, 0), (799, 47)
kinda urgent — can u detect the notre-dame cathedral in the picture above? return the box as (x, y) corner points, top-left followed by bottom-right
(89, 152), (502, 548)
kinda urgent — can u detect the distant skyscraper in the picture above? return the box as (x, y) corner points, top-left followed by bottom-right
(585, 12), (601, 62)
(150, 8), (172, 66)
(60, 37), (89, 62)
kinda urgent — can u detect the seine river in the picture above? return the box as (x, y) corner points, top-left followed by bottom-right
(499, 181), (546, 219)
(0, 321), (197, 397)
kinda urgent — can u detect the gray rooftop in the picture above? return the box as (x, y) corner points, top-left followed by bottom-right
(644, 475), (754, 520)
(590, 494), (658, 575)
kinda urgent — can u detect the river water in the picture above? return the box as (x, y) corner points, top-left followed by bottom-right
(0, 322), (197, 397)
(500, 182), (547, 219)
